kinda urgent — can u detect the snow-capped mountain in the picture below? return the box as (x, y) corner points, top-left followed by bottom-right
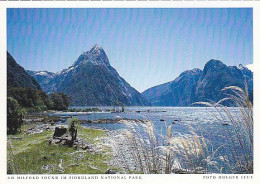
(26, 70), (56, 85)
(28, 44), (150, 106)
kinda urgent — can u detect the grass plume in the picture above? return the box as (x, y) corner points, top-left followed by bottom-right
(195, 84), (253, 174)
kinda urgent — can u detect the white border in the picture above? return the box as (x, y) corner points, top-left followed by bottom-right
(0, 2), (259, 184)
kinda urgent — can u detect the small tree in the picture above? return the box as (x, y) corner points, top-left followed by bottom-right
(7, 97), (24, 134)
(68, 117), (80, 144)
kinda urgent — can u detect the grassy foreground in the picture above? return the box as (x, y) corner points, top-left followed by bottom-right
(7, 122), (113, 174)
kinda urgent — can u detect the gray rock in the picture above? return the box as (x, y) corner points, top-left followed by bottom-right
(105, 169), (117, 174)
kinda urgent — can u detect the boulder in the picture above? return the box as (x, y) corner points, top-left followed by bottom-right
(105, 169), (116, 174)
(53, 127), (67, 137)
(49, 126), (79, 148)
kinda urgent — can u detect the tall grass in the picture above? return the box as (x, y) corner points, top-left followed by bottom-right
(110, 85), (253, 174)
(7, 140), (19, 174)
(110, 121), (161, 174)
(110, 120), (216, 174)
(196, 84), (253, 174)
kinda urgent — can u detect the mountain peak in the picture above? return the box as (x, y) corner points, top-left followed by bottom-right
(26, 47), (149, 106)
(206, 59), (224, 66)
(89, 44), (105, 57)
(237, 64), (250, 71)
(73, 44), (110, 67)
(202, 59), (226, 74)
(90, 44), (103, 51)
(238, 64), (244, 69)
(87, 44), (110, 66)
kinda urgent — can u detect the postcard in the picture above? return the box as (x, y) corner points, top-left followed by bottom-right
(0, 1), (259, 184)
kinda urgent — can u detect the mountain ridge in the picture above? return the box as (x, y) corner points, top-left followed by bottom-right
(7, 52), (41, 90)
(26, 46), (253, 107)
(28, 44), (150, 106)
(142, 60), (253, 106)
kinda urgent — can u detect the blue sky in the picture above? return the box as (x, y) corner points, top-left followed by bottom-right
(7, 8), (253, 92)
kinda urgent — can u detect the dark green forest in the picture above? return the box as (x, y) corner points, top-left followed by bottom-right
(8, 88), (70, 112)
(7, 52), (71, 134)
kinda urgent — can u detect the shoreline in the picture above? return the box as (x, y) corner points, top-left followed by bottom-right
(7, 116), (116, 174)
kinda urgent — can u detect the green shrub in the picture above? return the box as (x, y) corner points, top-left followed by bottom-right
(68, 117), (80, 142)
(7, 97), (24, 134)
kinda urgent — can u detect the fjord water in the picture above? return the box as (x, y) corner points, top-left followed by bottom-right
(56, 106), (250, 173)
(63, 106), (236, 142)
(68, 108), (240, 147)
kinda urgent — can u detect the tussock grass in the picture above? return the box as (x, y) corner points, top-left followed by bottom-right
(110, 121), (216, 174)
(111, 85), (253, 174)
(195, 84), (253, 174)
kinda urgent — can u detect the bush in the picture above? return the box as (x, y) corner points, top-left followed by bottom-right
(7, 97), (24, 134)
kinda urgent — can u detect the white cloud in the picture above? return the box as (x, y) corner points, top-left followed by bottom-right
(246, 64), (254, 72)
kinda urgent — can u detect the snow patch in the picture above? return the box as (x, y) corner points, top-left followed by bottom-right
(36, 71), (48, 76)
(60, 66), (76, 75)
(246, 64), (254, 72)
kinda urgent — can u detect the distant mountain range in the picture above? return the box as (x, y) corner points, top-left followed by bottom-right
(142, 59), (253, 106)
(27, 45), (150, 106)
(9, 44), (251, 107)
(142, 68), (202, 106)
